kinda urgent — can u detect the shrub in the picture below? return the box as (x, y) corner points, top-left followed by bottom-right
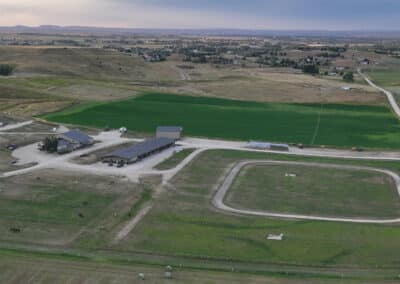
(0, 64), (15, 76)
(343, 71), (354, 82)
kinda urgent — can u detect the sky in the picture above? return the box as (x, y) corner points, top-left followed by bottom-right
(1, 0), (400, 30)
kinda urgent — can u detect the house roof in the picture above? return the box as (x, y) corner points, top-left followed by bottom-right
(104, 138), (175, 161)
(157, 126), (183, 133)
(61, 130), (93, 145)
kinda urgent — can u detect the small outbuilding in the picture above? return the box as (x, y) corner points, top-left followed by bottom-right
(156, 126), (183, 140)
(247, 141), (289, 152)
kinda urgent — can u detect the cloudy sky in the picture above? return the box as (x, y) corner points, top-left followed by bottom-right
(1, 0), (399, 30)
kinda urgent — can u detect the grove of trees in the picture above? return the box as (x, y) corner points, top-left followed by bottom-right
(302, 64), (320, 75)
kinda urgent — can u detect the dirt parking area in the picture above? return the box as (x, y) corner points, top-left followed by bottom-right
(0, 132), (46, 173)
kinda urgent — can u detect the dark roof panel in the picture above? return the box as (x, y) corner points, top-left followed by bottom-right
(105, 138), (175, 160)
(62, 130), (93, 145)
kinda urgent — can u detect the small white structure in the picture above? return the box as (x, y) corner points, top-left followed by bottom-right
(138, 273), (145, 280)
(285, 173), (297, 177)
(341, 86), (352, 91)
(267, 233), (284, 241)
(119, 127), (127, 134)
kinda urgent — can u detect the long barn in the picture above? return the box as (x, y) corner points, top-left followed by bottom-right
(102, 137), (175, 164)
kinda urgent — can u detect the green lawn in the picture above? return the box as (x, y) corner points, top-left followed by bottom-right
(227, 163), (400, 218)
(117, 150), (400, 268)
(44, 92), (400, 149)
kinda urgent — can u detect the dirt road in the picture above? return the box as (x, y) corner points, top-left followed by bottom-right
(0, 120), (33, 131)
(358, 69), (400, 118)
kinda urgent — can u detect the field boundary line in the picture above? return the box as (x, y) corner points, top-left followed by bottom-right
(310, 102), (323, 145)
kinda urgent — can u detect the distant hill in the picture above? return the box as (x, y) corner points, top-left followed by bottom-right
(1, 25), (400, 39)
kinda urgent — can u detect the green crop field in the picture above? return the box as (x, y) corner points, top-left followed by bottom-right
(227, 163), (400, 218)
(116, 150), (400, 268)
(44, 92), (400, 149)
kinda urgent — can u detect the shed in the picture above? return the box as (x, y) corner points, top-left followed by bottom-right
(156, 126), (183, 140)
(247, 141), (289, 152)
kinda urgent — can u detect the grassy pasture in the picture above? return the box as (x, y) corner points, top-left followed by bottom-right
(368, 69), (400, 87)
(227, 163), (400, 218)
(118, 150), (400, 268)
(0, 170), (146, 246)
(45, 92), (400, 149)
(154, 148), (196, 170)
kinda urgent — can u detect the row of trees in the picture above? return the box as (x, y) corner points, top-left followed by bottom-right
(0, 64), (15, 76)
(302, 64), (354, 83)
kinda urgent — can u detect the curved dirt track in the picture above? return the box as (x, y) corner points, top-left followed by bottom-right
(358, 69), (400, 118)
(212, 160), (400, 224)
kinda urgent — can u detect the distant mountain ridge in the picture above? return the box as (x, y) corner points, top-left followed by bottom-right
(1, 25), (400, 38)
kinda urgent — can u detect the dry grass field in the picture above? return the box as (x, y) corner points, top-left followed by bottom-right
(0, 46), (387, 120)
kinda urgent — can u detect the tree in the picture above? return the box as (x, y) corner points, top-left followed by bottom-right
(0, 64), (14, 76)
(302, 64), (319, 75)
(42, 137), (59, 153)
(343, 71), (354, 82)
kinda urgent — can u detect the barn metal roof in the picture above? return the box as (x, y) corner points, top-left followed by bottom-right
(62, 130), (93, 145)
(156, 126), (183, 133)
(104, 138), (175, 160)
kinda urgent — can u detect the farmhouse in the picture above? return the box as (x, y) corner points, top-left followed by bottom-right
(156, 126), (183, 140)
(102, 137), (175, 164)
(57, 129), (94, 154)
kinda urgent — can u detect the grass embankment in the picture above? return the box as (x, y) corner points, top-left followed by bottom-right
(227, 163), (400, 218)
(117, 149), (400, 268)
(0, 248), (370, 284)
(154, 148), (196, 170)
(125, 188), (153, 220)
(44, 92), (400, 149)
